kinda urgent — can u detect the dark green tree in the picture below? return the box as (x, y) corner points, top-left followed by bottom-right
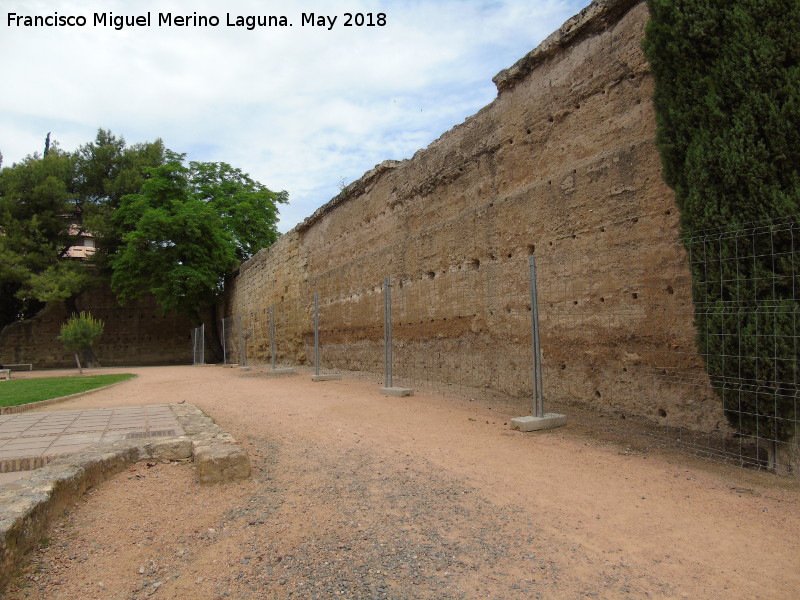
(644, 0), (800, 469)
(110, 151), (287, 358)
(75, 129), (165, 271)
(0, 144), (86, 323)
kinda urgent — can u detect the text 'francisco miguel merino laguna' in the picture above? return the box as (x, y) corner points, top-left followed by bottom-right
(6, 12), (387, 31)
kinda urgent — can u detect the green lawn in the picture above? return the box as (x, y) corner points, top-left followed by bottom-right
(0, 373), (136, 407)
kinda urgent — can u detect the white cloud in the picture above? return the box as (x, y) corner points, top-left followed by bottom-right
(0, 0), (591, 231)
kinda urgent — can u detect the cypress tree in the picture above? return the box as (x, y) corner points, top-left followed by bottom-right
(643, 0), (800, 467)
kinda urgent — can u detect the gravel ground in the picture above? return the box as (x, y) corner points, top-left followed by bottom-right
(3, 365), (800, 599)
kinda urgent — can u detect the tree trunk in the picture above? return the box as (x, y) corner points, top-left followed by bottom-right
(82, 346), (100, 369)
(64, 295), (79, 318)
(774, 437), (800, 478)
(74, 352), (83, 374)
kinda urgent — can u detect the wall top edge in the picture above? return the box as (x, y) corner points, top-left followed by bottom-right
(283, 0), (643, 240)
(295, 159), (403, 234)
(492, 0), (643, 93)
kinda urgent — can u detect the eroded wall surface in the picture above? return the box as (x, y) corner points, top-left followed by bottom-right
(230, 0), (726, 430)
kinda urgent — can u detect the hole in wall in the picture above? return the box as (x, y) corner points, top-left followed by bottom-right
(527, 244), (536, 254)
(548, 115), (554, 122)
(600, 297), (605, 302)
(666, 285), (674, 294)
(560, 363), (566, 370)
(470, 258), (480, 270)
(622, 367), (628, 372)
(595, 390), (602, 398)
(631, 292), (639, 300)
(665, 210), (671, 215)
(658, 408), (667, 418)
(507, 252), (512, 258)
(526, 128), (532, 135)
(573, 300), (578, 305)
(600, 226), (605, 232)
(426, 271), (435, 280)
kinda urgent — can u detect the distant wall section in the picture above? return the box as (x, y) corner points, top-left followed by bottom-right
(0, 284), (194, 368)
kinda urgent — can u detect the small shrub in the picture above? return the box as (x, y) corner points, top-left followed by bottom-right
(58, 312), (104, 373)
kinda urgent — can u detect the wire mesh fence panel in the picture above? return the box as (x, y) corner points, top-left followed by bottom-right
(190, 325), (204, 366)
(388, 257), (535, 407)
(262, 299), (309, 370)
(534, 217), (800, 473)
(220, 316), (239, 365)
(307, 285), (385, 383)
(309, 293), (342, 376)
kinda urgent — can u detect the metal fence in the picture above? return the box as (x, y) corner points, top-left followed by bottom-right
(219, 217), (799, 474)
(534, 217), (799, 473)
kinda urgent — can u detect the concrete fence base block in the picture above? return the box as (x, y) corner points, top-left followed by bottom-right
(239, 366), (251, 371)
(510, 413), (568, 432)
(266, 368), (295, 376)
(380, 386), (414, 397)
(311, 374), (342, 382)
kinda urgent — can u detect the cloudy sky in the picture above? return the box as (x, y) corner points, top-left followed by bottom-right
(1, 0), (591, 232)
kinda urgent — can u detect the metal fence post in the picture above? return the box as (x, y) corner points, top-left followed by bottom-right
(529, 255), (544, 417)
(235, 315), (242, 366)
(269, 306), (276, 370)
(314, 293), (320, 377)
(200, 323), (205, 366)
(221, 318), (227, 365)
(384, 277), (393, 388)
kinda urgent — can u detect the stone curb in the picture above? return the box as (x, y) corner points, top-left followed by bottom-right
(0, 376), (139, 415)
(0, 402), (251, 591)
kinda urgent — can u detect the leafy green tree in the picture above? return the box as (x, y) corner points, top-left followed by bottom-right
(0, 131), (164, 330)
(58, 311), (104, 373)
(644, 0), (800, 469)
(110, 151), (287, 358)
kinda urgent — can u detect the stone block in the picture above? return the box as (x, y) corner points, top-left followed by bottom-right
(194, 443), (251, 485)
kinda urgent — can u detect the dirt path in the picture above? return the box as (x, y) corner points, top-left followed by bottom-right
(4, 365), (799, 599)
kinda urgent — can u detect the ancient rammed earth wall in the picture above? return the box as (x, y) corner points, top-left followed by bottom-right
(228, 0), (726, 432)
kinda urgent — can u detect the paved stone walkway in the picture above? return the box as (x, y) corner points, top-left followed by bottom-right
(0, 405), (184, 483)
